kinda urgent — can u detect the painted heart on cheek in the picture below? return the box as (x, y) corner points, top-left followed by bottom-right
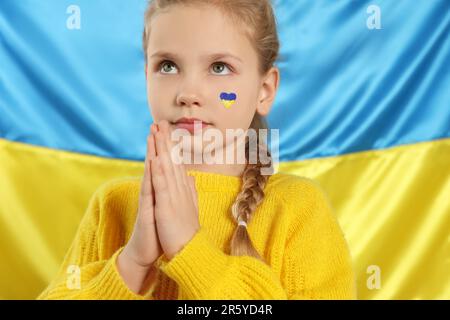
(220, 92), (237, 109)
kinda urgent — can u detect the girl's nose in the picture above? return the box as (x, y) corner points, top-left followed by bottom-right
(176, 92), (202, 108)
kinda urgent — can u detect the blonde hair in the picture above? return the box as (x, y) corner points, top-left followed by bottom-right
(143, 0), (280, 262)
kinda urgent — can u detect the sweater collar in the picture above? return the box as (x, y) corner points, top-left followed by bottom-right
(187, 169), (242, 193)
(186, 169), (282, 194)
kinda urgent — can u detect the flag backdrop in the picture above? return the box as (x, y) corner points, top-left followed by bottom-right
(1, 0), (449, 299)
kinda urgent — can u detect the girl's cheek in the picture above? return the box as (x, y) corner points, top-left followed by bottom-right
(216, 104), (250, 130)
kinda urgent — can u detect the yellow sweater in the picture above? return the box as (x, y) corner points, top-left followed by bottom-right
(37, 170), (357, 300)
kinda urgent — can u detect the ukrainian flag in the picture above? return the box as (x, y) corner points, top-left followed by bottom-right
(0, 0), (449, 299)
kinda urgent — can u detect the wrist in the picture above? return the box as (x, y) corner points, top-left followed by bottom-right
(117, 249), (153, 294)
(165, 227), (200, 260)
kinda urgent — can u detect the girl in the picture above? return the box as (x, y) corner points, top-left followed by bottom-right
(38, 0), (356, 300)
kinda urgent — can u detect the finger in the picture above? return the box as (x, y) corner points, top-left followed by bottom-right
(160, 120), (186, 190)
(151, 156), (173, 216)
(179, 161), (189, 191)
(151, 123), (158, 137)
(150, 157), (167, 192)
(140, 135), (151, 200)
(149, 124), (157, 160)
(155, 123), (179, 195)
(148, 133), (156, 206)
(138, 132), (154, 220)
(155, 131), (178, 196)
(188, 176), (199, 213)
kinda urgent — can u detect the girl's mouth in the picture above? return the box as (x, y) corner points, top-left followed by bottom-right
(172, 117), (212, 134)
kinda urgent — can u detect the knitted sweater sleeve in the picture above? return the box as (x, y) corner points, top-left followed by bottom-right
(282, 179), (357, 299)
(36, 183), (151, 300)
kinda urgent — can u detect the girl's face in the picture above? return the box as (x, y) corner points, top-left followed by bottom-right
(145, 4), (279, 154)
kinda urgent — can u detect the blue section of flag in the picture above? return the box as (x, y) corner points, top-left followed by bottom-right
(1, 0), (449, 161)
(271, 0), (450, 160)
(0, 0), (149, 160)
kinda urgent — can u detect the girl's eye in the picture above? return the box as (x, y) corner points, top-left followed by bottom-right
(159, 61), (178, 74)
(211, 62), (232, 75)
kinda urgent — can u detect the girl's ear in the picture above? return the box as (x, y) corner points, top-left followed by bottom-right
(256, 67), (280, 117)
(145, 64), (148, 80)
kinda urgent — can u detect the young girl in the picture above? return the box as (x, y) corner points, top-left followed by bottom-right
(38, 0), (356, 300)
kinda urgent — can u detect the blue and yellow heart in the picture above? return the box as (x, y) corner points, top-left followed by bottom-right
(220, 92), (237, 109)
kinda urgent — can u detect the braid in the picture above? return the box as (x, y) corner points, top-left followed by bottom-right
(229, 130), (273, 261)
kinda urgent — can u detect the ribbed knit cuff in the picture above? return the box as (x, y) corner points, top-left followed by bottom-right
(90, 246), (148, 300)
(156, 228), (232, 299)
